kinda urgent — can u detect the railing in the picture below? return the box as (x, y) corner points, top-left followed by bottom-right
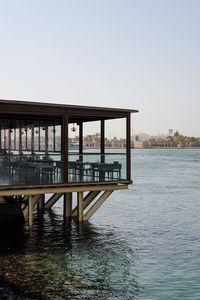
(0, 153), (127, 186)
(68, 153), (127, 183)
(0, 154), (63, 186)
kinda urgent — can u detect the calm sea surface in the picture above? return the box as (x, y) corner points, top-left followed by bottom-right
(0, 149), (200, 299)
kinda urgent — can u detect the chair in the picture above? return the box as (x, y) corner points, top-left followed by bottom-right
(113, 161), (122, 178)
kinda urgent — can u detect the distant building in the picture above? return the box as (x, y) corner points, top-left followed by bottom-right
(133, 140), (143, 148)
(169, 129), (173, 136)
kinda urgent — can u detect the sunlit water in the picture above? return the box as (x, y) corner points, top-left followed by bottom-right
(0, 149), (200, 299)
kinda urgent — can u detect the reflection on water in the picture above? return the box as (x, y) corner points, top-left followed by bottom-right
(0, 210), (138, 299)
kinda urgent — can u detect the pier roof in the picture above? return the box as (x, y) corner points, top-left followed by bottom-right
(0, 99), (138, 129)
(0, 99), (138, 115)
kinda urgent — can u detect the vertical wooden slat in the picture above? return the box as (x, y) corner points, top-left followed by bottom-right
(26, 128), (28, 150)
(126, 114), (131, 181)
(19, 126), (22, 155)
(3, 128), (6, 149)
(45, 125), (48, 155)
(8, 129), (11, 154)
(14, 128), (16, 150)
(31, 124), (34, 155)
(53, 125), (56, 152)
(62, 114), (68, 183)
(38, 126), (41, 151)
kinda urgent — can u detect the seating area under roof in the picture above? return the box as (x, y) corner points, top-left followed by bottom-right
(0, 99), (138, 187)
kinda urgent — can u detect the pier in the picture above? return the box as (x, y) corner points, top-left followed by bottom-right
(0, 99), (138, 226)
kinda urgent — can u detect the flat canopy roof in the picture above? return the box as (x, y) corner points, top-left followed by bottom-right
(0, 99), (138, 113)
(0, 99), (138, 124)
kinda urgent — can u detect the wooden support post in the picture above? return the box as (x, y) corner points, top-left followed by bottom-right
(77, 192), (83, 222)
(72, 191), (100, 217)
(126, 114), (131, 181)
(63, 192), (72, 218)
(44, 193), (63, 209)
(79, 122), (83, 162)
(62, 114), (68, 183)
(23, 194), (42, 219)
(84, 191), (113, 221)
(28, 195), (33, 227)
(37, 194), (45, 211)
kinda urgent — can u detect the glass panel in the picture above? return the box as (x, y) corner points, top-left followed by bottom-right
(0, 155), (63, 186)
(105, 118), (126, 153)
(83, 121), (100, 151)
(68, 153), (127, 183)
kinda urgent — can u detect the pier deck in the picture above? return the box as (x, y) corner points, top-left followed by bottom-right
(0, 99), (138, 226)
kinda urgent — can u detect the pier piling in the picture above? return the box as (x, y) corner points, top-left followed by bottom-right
(63, 192), (72, 219)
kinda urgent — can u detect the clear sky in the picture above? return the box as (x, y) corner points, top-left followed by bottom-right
(0, 0), (200, 137)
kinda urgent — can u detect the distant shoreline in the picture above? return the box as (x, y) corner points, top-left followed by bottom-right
(86, 147), (200, 150)
(131, 147), (200, 149)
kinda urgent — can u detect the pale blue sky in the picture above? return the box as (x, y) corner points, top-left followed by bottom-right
(0, 0), (200, 136)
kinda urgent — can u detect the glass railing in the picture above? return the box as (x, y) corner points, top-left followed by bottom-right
(0, 153), (127, 186)
(0, 154), (63, 186)
(68, 153), (127, 183)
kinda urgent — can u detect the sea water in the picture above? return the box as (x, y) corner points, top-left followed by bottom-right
(0, 149), (200, 299)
